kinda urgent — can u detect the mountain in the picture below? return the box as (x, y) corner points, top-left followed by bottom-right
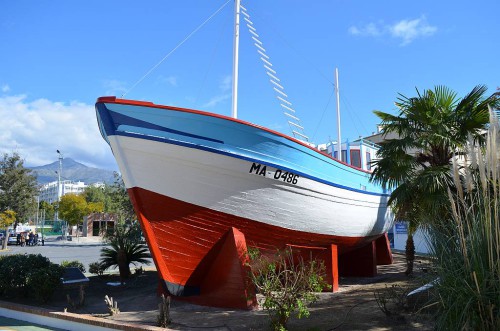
(30, 158), (116, 185)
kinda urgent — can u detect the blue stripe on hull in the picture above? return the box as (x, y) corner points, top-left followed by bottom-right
(96, 101), (387, 197)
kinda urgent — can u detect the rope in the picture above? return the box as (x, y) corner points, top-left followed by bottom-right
(194, 14), (229, 106)
(241, 3), (309, 141)
(341, 93), (368, 137)
(121, 0), (232, 98)
(312, 84), (335, 141)
(244, 4), (334, 87)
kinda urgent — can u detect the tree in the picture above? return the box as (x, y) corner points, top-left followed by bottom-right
(96, 173), (148, 283)
(84, 184), (113, 212)
(107, 172), (135, 221)
(58, 193), (103, 236)
(99, 218), (151, 283)
(39, 201), (55, 221)
(0, 153), (38, 229)
(370, 85), (498, 274)
(0, 210), (16, 250)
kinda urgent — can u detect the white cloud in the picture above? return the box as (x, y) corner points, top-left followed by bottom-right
(1, 84), (10, 93)
(202, 75), (232, 109)
(158, 75), (177, 87)
(102, 79), (128, 97)
(219, 75), (232, 92)
(202, 93), (231, 108)
(389, 16), (437, 46)
(349, 15), (437, 46)
(0, 94), (117, 170)
(348, 23), (382, 37)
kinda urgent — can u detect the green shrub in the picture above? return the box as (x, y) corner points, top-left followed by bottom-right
(88, 261), (105, 276)
(0, 254), (62, 301)
(60, 260), (86, 273)
(248, 248), (330, 331)
(0, 254), (52, 295)
(374, 284), (411, 317)
(28, 264), (64, 303)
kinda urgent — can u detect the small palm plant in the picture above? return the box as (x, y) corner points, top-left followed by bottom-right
(100, 216), (151, 283)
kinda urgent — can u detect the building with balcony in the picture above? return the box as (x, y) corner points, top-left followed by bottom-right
(39, 180), (87, 204)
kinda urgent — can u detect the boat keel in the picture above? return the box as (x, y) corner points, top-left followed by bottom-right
(155, 231), (393, 308)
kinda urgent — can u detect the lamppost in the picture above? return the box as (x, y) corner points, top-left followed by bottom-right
(35, 195), (39, 234)
(56, 150), (64, 239)
(57, 150), (63, 200)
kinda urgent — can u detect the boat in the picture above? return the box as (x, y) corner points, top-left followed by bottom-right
(95, 1), (393, 309)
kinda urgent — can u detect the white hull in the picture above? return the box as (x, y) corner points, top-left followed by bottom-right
(110, 135), (391, 238)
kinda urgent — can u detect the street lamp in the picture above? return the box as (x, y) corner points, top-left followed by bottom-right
(34, 195), (41, 245)
(57, 150), (63, 200)
(34, 194), (39, 228)
(56, 150), (64, 239)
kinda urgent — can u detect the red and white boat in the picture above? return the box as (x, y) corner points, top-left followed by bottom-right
(95, 1), (393, 308)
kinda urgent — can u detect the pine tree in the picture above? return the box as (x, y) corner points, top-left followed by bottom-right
(0, 152), (38, 229)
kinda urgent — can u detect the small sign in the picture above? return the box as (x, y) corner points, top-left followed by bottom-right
(395, 223), (408, 234)
(62, 267), (89, 285)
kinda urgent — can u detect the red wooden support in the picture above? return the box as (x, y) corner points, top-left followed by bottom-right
(339, 241), (377, 277)
(375, 233), (393, 265)
(182, 227), (257, 309)
(338, 233), (393, 277)
(329, 244), (339, 291)
(286, 244), (339, 292)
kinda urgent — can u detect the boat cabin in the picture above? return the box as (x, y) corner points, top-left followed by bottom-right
(317, 138), (380, 172)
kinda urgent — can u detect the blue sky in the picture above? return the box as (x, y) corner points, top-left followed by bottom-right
(1, 0), (498, 171)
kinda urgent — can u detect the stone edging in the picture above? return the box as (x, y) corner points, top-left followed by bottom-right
(0, 300), (164, 330)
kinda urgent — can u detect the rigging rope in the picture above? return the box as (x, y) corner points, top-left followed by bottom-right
(312, 86), (335, 141)
(194, 14), (229, 107)
(240, 2), (309, 142)
(239, 3), (375, 144)
(244, 4), (335, 88)
(121, 0), (232, 98)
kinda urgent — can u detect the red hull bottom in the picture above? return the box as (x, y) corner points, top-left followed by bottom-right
(129, 187), (393, 308)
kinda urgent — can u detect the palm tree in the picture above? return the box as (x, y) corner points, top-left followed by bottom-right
(370, 85), (498, 274)
(100, 218), (151, 283)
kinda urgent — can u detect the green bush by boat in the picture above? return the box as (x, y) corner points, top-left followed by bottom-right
(0, 254), (63, 303)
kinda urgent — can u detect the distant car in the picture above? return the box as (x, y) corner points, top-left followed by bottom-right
(7, 234), (17, 245)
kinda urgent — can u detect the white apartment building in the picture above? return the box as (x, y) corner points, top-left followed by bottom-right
(39, 180), (87, 204)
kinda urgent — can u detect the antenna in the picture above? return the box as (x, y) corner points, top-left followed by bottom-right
(335, 68), (342, 160)
(231, 0), (241, 118)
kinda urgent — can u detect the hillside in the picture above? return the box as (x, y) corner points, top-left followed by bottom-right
(30, 158), (116, 185)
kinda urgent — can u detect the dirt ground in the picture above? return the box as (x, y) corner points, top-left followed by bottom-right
(6, 253), (435, 330)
